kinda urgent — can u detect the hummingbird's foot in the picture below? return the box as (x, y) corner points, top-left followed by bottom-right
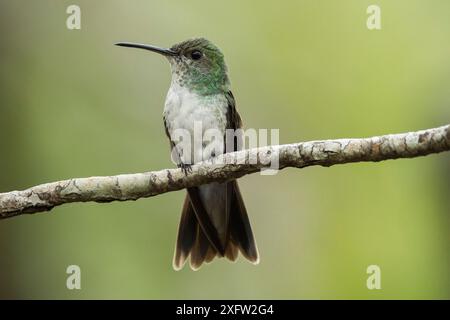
(179, 162), (193, 176)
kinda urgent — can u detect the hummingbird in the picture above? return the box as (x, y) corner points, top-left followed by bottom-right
(116, 38), (258, 270)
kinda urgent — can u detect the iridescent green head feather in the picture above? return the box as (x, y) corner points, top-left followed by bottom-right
(168, 38), (230, 95)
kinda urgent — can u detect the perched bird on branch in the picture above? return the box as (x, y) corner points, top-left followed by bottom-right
(116, 38), (259, 270)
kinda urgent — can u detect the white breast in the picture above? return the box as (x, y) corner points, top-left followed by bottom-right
(163, 83), (228, 164)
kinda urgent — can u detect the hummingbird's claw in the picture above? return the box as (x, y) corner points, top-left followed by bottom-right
(179, 162), (193, 176)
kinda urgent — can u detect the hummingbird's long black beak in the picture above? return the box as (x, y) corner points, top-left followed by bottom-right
(115, 42), (177, 56)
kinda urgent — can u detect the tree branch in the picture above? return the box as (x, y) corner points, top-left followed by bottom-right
(1, 124), (449, 219)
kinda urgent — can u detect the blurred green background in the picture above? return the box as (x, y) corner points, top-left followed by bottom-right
(0, 0), (449, 299)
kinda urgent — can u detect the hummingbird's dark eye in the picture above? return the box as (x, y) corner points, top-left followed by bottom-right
(190, 50), (203, 60)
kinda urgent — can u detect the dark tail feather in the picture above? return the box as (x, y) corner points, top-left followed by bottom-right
(190, 224), (216, 270)
(187, 187), (225, 255)
(172, 196), (197, 270)
(173, 181), (258, 270)
(228, 181), (259, 263)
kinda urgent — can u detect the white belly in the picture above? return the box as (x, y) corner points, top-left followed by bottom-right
(163, 84), (228, 164)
